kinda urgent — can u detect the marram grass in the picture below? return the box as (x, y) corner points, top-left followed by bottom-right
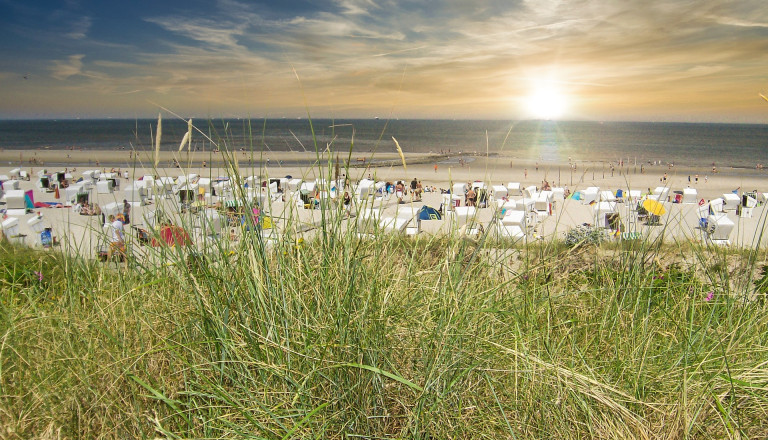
(3, 115), (768, 438)
(2, 223), (768, 439)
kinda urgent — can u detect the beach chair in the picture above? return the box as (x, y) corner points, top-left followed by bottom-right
(682, 188), (697, 204)
(722, 193), (739, 211)
(581, 187), (599, 205)
(394, 206), (420, 235)
(709, 198), (725, 213)
(287, 178), (303, 192)
(599, 190), (615, 202)
(523, 185), (538, 199)
(707, 213), (734, 246)
(552, 187), (565, 202)
(739, 195), (757, 218)
(653, 187), (670, 202)
(1, 217), (24, 244)
(535, 191), (553, 215)
(626, 190), (642, 205)
(497, 210), (527, 241)
(96, 180), (114, 194)
(492, 185), (508, 201)
(594, 202), (618, 228)
(124, 184), (148, 205)
(3, 190), (27, 211)
(506, 182), (521, 196)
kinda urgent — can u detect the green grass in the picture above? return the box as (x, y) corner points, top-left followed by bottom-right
(2, 218), (768, 439)
(3, 116), (768, 438)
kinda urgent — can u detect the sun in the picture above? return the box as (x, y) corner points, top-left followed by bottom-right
(523, 84), (569, 120)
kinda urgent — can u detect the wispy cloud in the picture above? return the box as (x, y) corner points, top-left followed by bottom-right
(50, 54), (85, 80)
(5, 0), (768, 120)
(66, 15), (91, 39)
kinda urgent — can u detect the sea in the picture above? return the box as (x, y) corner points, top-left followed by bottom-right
(0, 119), (766, 173)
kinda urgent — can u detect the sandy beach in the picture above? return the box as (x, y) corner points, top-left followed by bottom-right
(2, 149), (768, 256)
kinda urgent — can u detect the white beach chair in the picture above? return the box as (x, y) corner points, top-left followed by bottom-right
(653, 187), (670, 202)
(551, 187), (565, 202)
(492, 185), (507, 201)
(535, 191), (553, 215)
(682, 188), (698, 204)
(507, 182), (521, 196)
(1, 217), (23, 244)
(707, 213), (734, 246)
(599, 190), (616, 202)
(497, 209), (527, 241)
(581, 187), (599, 205)
(722, 193), (740, 211)
(594, 201), (618, 228)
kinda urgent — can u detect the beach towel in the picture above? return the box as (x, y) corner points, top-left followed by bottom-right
(24, 190), (35, 210)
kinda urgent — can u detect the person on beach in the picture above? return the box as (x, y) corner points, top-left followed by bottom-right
(415, 180), (423, 201)
(395, 181), (405, 203)
(524, 168), (528, 179)
(434, 164), (438, 173)
(107, 214), (126, 267)
(343, 191), (351, 216)
(466, 186), (476, 207)
(123, 199), (131, 225)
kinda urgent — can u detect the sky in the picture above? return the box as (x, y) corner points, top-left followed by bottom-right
(1, 0), (768, 122)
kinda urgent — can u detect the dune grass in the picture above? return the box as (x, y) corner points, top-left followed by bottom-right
(2, 207), (768, 439)
(3, 116), (768, 438)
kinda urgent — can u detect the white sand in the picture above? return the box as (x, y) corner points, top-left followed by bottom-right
(2, 150), (768, 258)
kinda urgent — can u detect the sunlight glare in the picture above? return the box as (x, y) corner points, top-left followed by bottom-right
(524, 83), (568, 120)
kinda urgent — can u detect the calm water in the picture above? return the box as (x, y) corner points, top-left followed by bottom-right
(0, 119), (767, 169)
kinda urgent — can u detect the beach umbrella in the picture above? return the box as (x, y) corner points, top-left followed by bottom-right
(642, 199), (666, 216)
(418, 205), (442, 220)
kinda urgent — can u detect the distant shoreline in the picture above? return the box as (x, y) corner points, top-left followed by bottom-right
(2, 119), (767, 171)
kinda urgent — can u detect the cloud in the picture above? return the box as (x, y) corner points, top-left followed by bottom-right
(66, 15), (91, 39)
(710, 16), (768, 29)
(334, 0), (379, 16)
(145, 16), (245, 48)
(10, 0), (768, 121)
(50, 54), (85, 80)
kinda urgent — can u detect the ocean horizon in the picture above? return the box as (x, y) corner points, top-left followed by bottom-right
(1, 119), (767, 170)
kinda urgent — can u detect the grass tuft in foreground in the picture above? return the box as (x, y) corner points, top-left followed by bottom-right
(2, 220), (768, 439)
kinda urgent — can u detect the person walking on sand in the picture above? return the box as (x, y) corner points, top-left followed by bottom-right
(524, 168), (528, 179)
(434, 164), (438, 173)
